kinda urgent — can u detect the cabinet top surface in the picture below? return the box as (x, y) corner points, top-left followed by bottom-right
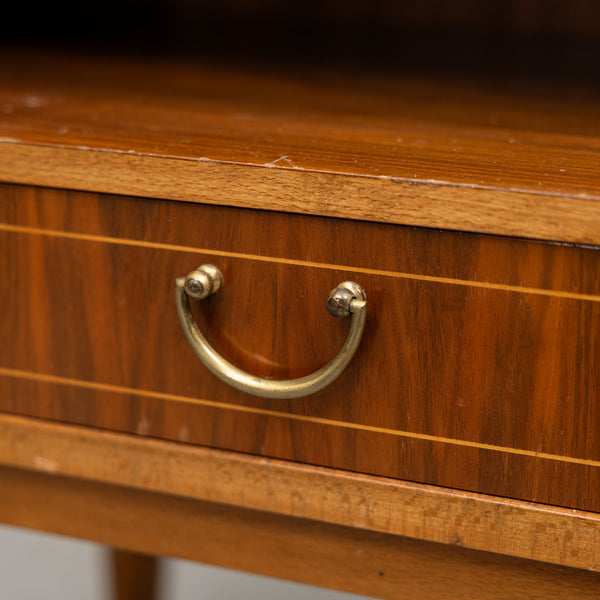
(1, 52), (599, 244)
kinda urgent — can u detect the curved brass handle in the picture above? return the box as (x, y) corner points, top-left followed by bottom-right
(175, 265), (367, 399)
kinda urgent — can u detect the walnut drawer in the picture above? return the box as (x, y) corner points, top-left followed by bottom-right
(1, 183), (599, 512)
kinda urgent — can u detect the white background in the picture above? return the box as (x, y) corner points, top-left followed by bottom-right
(0, 525), (371, 599)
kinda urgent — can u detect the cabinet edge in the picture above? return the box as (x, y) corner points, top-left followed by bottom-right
(0, 413), (599, 571)
(1, 142), (599, 245)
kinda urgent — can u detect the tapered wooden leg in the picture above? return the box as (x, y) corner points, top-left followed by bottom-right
(111, 548), (159, 600)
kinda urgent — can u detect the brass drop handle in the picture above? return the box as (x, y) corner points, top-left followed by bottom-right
(175, 265), (367, 399)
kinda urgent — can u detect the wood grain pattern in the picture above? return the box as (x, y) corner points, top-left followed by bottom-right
(0, 53), (599, 243)
(2, 144), (600, 246)
(2, 413), (600, 571)
(3, 466), (600, 600)
(1, 185), (599, 295)
(0, 185), (599, 511)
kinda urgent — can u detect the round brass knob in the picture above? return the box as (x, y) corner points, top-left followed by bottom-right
(184, 264), (223, 300)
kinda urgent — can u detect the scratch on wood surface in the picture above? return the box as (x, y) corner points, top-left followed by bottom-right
(23, 95), (46, 108)
(178, 425), (190, 442)
(264, 155), (298, 168)
(33, 456), (58, 472)
(135, 419), (150, 435)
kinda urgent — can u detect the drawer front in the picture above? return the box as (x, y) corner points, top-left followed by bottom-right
(1, 184), (599, 511)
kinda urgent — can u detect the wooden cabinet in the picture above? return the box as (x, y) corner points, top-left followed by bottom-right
(1, 7), (600, 596)
(2, 185), (600, 515)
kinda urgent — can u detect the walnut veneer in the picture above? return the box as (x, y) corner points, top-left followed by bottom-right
(1, 49), (599, 599)
(1, 185), (599, 513)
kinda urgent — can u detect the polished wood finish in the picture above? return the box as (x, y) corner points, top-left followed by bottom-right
(1, 185), (599, 511)
(2, 185), (599, 295)
(2, 465), (600, 600)
(2, 6), (599, 597)
(2, 413), (600, 571)
(112, 550), (158, 600)
(1, 54), (599, 244)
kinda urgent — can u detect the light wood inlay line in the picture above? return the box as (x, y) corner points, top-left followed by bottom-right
(1, 224), (599, 302)
(2, 366), (600, 468)
(3, 412), (600, 575)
